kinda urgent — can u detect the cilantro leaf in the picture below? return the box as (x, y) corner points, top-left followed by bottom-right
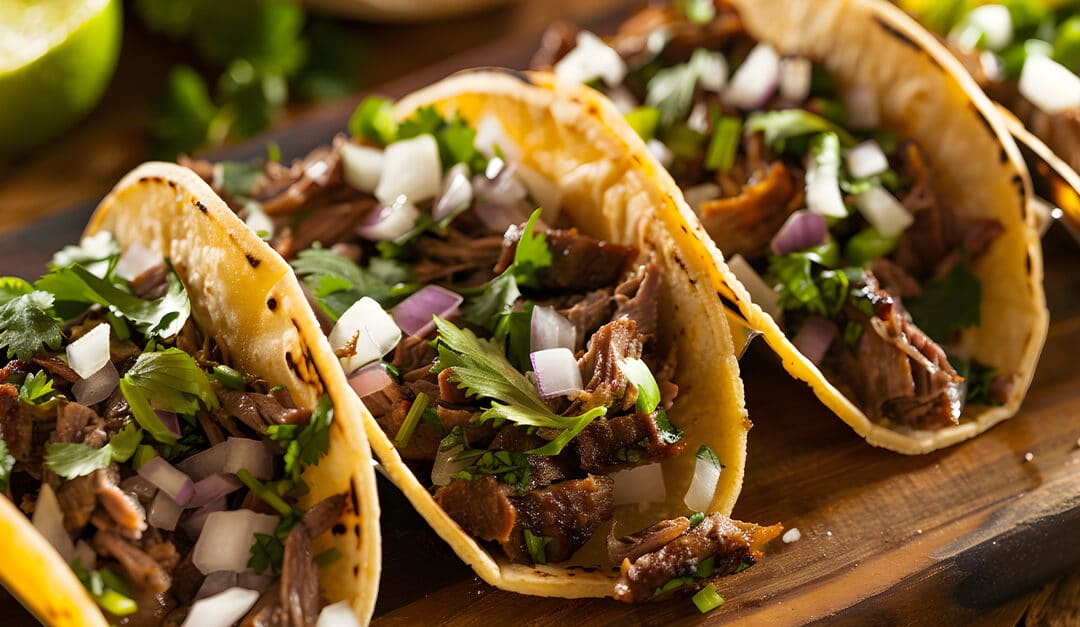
(511, 210), (552, 287)
(44, 423), (143, 479)
(646, 62), (698, 128)
(348, 96), (398, 146)
(454, 449), (533, 494)
(906, 262), (981, 343)
(767, 248), (850, 318)
(0, 441), (13, 493)
(676, 0), (716, 24)
(0, 291), (62, 360)
(745, 109), (857, 150)
(954, 357), (1001, 406)
(0, 277), (34, 305)
(248, 532), (285, 575)
(431, 318), (605, 455)
(35, 262), (190, 339)
(291, 247), (400, 319)
(267, 394), (333, 483)
(19, 372), (56, 405)
(523, 529), (552, 564)
(120, 349), (219, 444)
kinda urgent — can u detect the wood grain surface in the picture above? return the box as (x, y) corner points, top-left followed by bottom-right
(0, 1), (1077, 625)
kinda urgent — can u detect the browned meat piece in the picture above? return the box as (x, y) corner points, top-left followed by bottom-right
(256, 138), (345, 216)
(53, 401), (106, 446)
(282, 523), (320, 627)
(130, 263), (168, 300)
(557, 288), (614, 350)
(391, 334), (436, 372)
(57, 474), (97, 532)
(931, 218), (1005, 279)
(508, 474), (615, 564)
(31, 356), (80, 384)
(93, 530), (171, 594)
(434, 476), (517, 544)
(570, 319), (643, 413)
(143, 532), (181, 572)
(607, 517), (690, 565)
(613, 261), (662, 344)
(607, 3), (745, 65)
(102, 387), (129, 422)
(612, 514), (783, 603)
(0, 384), (56, 464)
(437, 368), (470, 405)
(412, 230), (506, 285)
(487, 426), (573, 491)
(218, 389), (312, 433)
(495, 227), (638, 292)
(169, 552), (203, 605)
(281, 197), (378, 260)
(359, 381), (403, 418)
(302, 493), (348, 538)
(241, 587), (290, 626)
(699, 161), (800, 259)
(572, 411), (686, 473)
(870, 258), (922, 301)
(95, 465), (148, 538)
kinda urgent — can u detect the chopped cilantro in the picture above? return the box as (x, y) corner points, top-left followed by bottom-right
(905, 262), (981, 343)
(745, 109), (857, 150)
(315, 548), (342, 568)
(266, 393), (334, 483)
(646, 62), (698, 127)
(704, 115), (742, 173)
(120, 349), (220, 444)
(654, 410), (684, 445)
(291, 247), (400, 319)
(524, 529), (552, 564)
(767, 249), (851, 318)
(19, 372), (56, 405)
(455, 449), (533, 494)
(394, 392), (429, 449)
(0, 291), (62, 360)
(216, 160), (264, 198)
(954, 357), (1002, 407)
(625, 106), (662, 141)
(493, 302), (535, 372)
(653, 576), (695, 597)
(0, 277), (34, 305)
(349, 96), (399, 146)
(44, 423), (143, 479)
(696, 444), (721, 468)
(236, 468), (296, 517)
(687, 511), (705, 528)
(72, 559), (137, 617)
(248, 532), (285, 575)
(692, 584), (725, 613)
(676, 0), (716, 24)
(0, 441), (13, 493)
(396, 105), (442, 141)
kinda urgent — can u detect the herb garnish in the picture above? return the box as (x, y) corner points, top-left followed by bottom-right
(524, 529), (552, 564)
(292, 246), (408, 319)
(18, 372), (56, 405)
(120, 348), (220, 445)
(267, 393), (334, 484)
(905, 262), (981, 343)
(0, 291), (62, 360)
(44, 423), (143, 479)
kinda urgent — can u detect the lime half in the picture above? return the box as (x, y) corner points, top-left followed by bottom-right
(0, 0), (122, 154)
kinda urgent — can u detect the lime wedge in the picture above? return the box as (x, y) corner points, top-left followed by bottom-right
(0, 0), (122, 154)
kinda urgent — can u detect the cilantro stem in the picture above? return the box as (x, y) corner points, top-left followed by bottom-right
(394, 392), (429, 449)
(704, 115), (742, 173)
(211, 364), (245, 390)
(236, 468), (295, 517)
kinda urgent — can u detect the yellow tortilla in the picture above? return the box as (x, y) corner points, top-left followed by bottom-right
(356, 69), (751, 598)
(0, 163), (383, 625)
(696, 0), (1049, 453)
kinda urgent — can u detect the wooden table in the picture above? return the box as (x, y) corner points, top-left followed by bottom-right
(1, 1), (1078, 625)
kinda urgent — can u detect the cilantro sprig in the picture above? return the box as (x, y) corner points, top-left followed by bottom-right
(0, 291), (62, 360)
(19, 372), (56, 405)
(291, 247), (411, 320)
(120, 349), (220, 444)
(44, 423), (143, 479)
(267, 393), (334, 484)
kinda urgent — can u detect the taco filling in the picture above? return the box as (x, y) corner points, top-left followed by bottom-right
(534, 0), (1013, 432)
(0, 240), (351, 625)
(182, 97), (780, 603)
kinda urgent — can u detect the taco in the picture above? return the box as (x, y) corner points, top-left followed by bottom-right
(533, 0), (1049, 454)
(0, 163), (380, 625)
(180, 70), (782, 605)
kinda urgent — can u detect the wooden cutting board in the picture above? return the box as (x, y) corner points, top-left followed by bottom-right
(0, 7), (1077, 625)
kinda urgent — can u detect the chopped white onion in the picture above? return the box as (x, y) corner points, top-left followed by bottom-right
(177, 440), (231, 482)
(691, 49), (728, 92)
(317, 600), (361, 627)
(374, 134), (441, 205)
(686, 101), (711, 135)
(1019, 54), (1080, 114)
(961, 5), (1013, 52)
(181, 587), (261, 627)
(138, 457), (194, 505)
(515, 163), (561, 221)
(844, 140), (889, 179)
(149, 490), (184, 531)
(73, 539), (96, 570)
(554, 30), (628, 87)
(341, 142), (384, 193)
(724, 43), (779, 109)
(854, 186), (914, 238)
(683, 183), (721, 215)
(474, 201), (532, 232)
(348, 363), (394, 399)
(66, 323), (111, 379)
(192, 510), (280, 575)
(778, 57), (812, 102)
(611, 463), (666, 506)
(430, 443), (469, 487)
(683, 450), (722, 512)
(646, 139), (674, 169)
(726, 254), (781, 322)
(33, 484), (74, 563)
(805, 150), (847, 218)
(782, 527), (802, 543)
(356, 196), (422, 242)
(792, 316), (839, 365)
(530, 348), (583, 398)
(243, 201), (274, 241)
(222, 437), (273, 481)
(530, 305), (577, 352)
(195, 571), (238, 601)
(474, 114), (522, 161)
(432, 163), (473, 222)
(72, 360), (119, 407)
(473, 166), (528, 207)
(843, 86), (879, 130)
(329, 297), (403, 374)
(392, 285), (464, 338)
(980, 50), (1005, 82)
(115, 243), (160, 283)
(188, 473), (244, 509)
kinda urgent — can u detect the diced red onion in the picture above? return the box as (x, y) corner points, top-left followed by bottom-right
(474, 114), (522, 161)
(195, 571), (238, 601)
(647, 139), (674, 169)
(692, 49), (728, 93)
(32, 484), (74, 563)
(392, 285), (464, 338)
(683, 451), (722, 512)
(341, 142), (384, 193)
(778, 57), (812, 102)
(73, 540), (96, 570)
(726, 254), (781, 321)
(66, 323), (111, 379)
(155, 409), (182, 438)
(373, 134), (441, 205)
(115, 243), (161, 283)
(515, 163), (561, 222)
(683, 183), (720, 215)
(724, 43), (779, 109)
(473, 165), (527, 207)
(792, 316), (839, 365)
(120, 475), (158, 501)
(181, 587), (261, 627)
(329, 297), (403, 374)
(236, 571), (275, 593)
(356, 195), (422, 242)
(854, 186), (914, 237)
(222, 437), (273, 481)
(1019, 54), (1080, 114)
(192, 510), (280, 575)
(554, 30), (628, 87)
(138, 457), (194, 506)
(530, 305), (577, 352)
(843, 85), (879, 130)
(805, 152), (847, 218)
(180, 496), (227, 539)
(188, 473), (244, 509)
(530, 348), (583, 399)
(961, 5), (1013, 52)
(611, 463), (666, 506)
(844, 140), (889, 179)
(149, 490), (184, 531)
(430, 443), (469, 487)
(348, 363), (394, 399)
(317, 600), (361, 627)
(177, 441), (231, 482)
(770, 210), (828, 256)
(432, 163), (473, 222)
(473, 201), (532, 233)
(72, 360), (118, 407)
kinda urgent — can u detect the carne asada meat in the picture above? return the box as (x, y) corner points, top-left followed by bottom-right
(571, 319), (644, 414)
(434, 476), (517, 544)
(572, 411), (686, 473)
(507, 474), (615, 564)
(495, 226), (638, 292)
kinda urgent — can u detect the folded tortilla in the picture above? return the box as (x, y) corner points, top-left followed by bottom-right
(0, 163), (382, 625)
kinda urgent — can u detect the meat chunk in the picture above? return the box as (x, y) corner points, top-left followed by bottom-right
(93, 530), (171, 594)
(301, 493), (348, 538)
(495, 227), (638, 292)
(57, 474), (98, 533)
(95, 465), (148, 539)
(572, 411), (686, 473)
(699, 161), (800, 259)
(607, 518), (690, 565)
(570, 319), (643, 413)
(218, 389), (312, 433)
(557, 289), (614, 350)
(130, 263), (168, 300)
(281, 523), (320, 627)
(508, 474), (615, 564)
(434, 476), (517, 544)
(0, 384), (56, 464)
(613, 261), (662, 344)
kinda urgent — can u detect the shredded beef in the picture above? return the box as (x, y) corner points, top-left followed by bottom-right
(95, 465), (148, 539)
(612, 514), (782, 603)
(607, 518), (690, 565)
(572, 411), (685, 473)
(699, 160), (801, 259)
(412, 230), (506, 285)
(53, 401), (107, 447)
(57, 474), (97, 533)
(570, 319), (643, 413)
(557, 289), (614, 350)
(301, 493), (348, 539)
(506, 474), (615, 564)
(495, 226), (637, 292)
(218, 390), (312, 433)
(869, 258), (921, 301)
(31, 356), (81, 384)
(437, 368), (470, 405)
(131, 263), (168, 300)
(434, 476), (517, 544)
(613, 260), (662, 344)
(0, 385), (56, 464)
(281, 523), (320, 627)
(93, 530), (171, 594)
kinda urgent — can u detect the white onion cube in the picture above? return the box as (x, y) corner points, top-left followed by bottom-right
(222, 437), (273, 480)
(115, 243), (161, 282)
(341, 143), (384, 193)
(683, 452), (722, 512)
(149, 491), (183, 531)
(177, 440), (231, 482)
(778, 57), (812, 102)
(1019, 54), (1080, 115)
(724, 43), (780, 109)
(181, 587), (261, 627)
(329, 297), (403, 374)
(317, 600), (361, 627)
(374, 134), (441, 205)
(33, 484), (74, 563)
(845, 141), (890, 179)
(530, 305), (577, 352)
(474, 114), (522, 161)
(691, 49), (727, 93)
(530, 348), (583, 398)
(554, 31), (627, 87)
(854, 186), (914, 238)
(964, 5), (1013, 52)
(612, 463), (667, 506)
(66, 323), (111, 379)
(193, 510), (279, 575)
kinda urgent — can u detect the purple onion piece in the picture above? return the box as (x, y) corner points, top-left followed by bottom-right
(180, 496), (228, 540)
(187, 474), (244, 509)
(155, 409), (182, 438)
(792, 315), (839, 365)
(770, 210), (828, 256)
(391, 285), (464, 338)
